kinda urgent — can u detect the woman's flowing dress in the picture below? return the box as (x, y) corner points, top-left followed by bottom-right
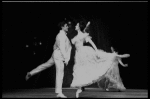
(70, 33), (127, 91)
(97, 56), (126, 91)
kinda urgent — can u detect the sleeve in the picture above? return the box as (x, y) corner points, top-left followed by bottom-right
(85, 34), (92, 43)
(53, 42), (57, 50)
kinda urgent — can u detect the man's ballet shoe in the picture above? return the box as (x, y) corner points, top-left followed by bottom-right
(25, 72), (31, 81)
(56, 93), (67, 98)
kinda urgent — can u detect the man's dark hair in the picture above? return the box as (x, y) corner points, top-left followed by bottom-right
(58, 21), (67, 29)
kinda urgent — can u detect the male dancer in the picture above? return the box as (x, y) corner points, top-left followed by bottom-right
(25, 21), (72, 98)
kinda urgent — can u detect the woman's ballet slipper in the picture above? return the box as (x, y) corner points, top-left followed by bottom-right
(76, 88), (82, 98)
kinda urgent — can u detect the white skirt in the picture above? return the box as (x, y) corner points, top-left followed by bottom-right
(71, 46), (114, 88)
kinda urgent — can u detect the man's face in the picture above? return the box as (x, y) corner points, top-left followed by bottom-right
(75, 23), (80, 31)
(63, 24), (69, 32)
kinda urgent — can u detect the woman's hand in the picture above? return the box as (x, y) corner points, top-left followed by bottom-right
(123, 64), (128, 67)
(111, 47), (115, 53)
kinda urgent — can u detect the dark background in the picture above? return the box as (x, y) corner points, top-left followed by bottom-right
(2, 2), (148, 90)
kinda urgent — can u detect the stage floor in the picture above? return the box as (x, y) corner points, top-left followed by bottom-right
(2, 88), (148, 98)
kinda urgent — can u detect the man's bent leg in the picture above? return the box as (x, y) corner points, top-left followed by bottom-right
(26, 56), (55, 80)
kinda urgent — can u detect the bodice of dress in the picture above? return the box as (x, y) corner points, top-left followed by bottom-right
(73, 32), (90, 50)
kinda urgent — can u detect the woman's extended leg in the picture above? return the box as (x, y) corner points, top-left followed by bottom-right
(76, 87), (82, 98)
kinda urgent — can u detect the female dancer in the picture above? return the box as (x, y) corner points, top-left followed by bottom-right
(70, 21), (130, 98)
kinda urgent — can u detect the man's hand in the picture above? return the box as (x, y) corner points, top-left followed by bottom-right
(64, 58), (69, 65)
(64, 49), (71, 66)
(25, 72), (31, 81)
(63, 55), (69, 65)
(66, 56), (70, 65)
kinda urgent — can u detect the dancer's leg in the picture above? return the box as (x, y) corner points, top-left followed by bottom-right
(55, 59), (66, 98)
(76, 87), (82, 98)
(26, 56), (54, 80)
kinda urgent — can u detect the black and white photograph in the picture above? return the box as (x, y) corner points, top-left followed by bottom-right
(2, 1), (148, 98)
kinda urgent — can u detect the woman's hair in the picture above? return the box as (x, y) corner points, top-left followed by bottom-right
(79, 20), (87, 32)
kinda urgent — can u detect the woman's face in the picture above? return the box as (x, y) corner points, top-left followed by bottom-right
(75, 23), (80, 31)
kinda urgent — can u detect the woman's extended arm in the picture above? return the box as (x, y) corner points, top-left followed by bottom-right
(85, 36), (98, 53)
(118, 58), (128, 67)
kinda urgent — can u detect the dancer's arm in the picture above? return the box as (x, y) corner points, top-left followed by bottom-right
(86, 36), (98, 52)
(111, 47), (115, 53)
(83, 21), (90, 33)
(83, 21), (98, 51)
(58, 33), (67, 60)
(118, 58), (128, 67)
